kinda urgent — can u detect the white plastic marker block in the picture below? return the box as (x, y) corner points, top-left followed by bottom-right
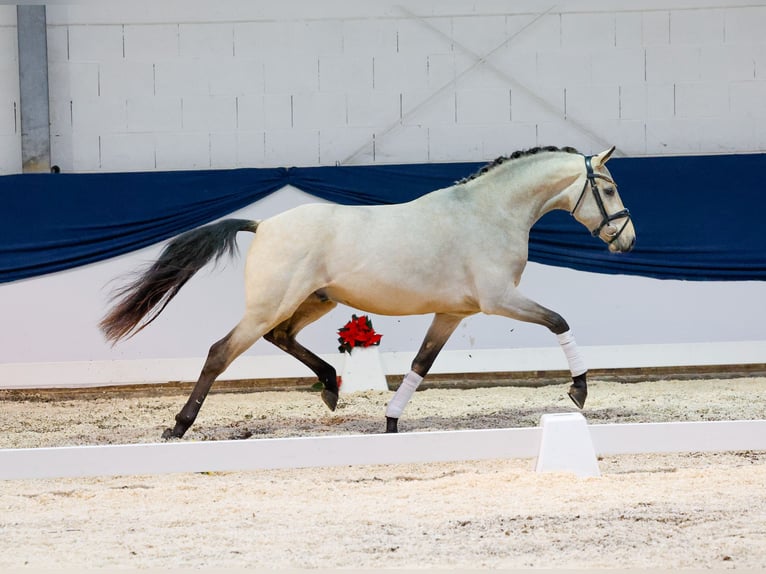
(534, 412), (601, 478)
(339, 346), (389, 394)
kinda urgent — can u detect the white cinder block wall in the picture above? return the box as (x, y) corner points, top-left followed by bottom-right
(1, 1), (763, 174)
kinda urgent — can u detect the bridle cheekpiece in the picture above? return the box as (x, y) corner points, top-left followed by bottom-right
(570, 155), (631, 243)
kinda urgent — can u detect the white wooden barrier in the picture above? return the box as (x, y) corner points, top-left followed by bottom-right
(1, 418), (764, 481)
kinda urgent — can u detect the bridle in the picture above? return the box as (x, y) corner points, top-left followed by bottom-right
(570, 155), (631, 243)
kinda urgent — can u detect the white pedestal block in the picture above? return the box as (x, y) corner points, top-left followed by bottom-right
(339, 346), (389, 394)
(534, 412), (601, 477)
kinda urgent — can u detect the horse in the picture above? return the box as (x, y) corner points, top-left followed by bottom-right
(100, 145), (635, 438)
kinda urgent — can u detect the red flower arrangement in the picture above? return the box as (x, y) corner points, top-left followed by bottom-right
(338, 314), (382, 353)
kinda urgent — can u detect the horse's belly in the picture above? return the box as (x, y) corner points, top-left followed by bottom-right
(322, 282), (477, 317)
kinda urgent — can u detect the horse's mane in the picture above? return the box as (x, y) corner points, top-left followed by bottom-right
(457, 145), (580, 184)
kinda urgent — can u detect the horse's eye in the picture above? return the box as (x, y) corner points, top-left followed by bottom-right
(603, 187), (616, 197)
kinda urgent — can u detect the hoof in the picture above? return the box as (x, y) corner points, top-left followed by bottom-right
(386, 416), (398, 434)
(162, 427), (181, 440)
(321, 389), (338, 411)
(568, 372), (588, 409)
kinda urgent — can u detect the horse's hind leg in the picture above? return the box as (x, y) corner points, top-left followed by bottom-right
(385, 313), (463, 433)
(264, 294), (339, 411)
(162, 318), (265, 439)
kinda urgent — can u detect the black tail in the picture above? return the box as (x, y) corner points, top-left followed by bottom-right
(100, 219), (259, 344)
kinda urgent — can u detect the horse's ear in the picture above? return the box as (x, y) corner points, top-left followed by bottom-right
(593, 146), (616, 167)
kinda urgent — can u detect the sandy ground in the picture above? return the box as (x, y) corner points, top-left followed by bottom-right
(1, 376), (766, 569)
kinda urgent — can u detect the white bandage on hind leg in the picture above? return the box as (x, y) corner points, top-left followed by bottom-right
(385, 370), (423, 418)
(557, 330), (587, 377)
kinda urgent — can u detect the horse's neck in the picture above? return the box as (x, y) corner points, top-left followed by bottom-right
(464, 155), (581, 229)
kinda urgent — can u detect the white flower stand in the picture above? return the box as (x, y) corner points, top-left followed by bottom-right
(339, 346), (389, 394)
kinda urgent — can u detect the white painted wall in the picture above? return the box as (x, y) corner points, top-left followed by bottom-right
(1, 1), (765, 386)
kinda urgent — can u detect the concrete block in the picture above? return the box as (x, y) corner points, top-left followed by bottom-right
(319, 55), (372, 92)
(562, 13), (615, 48)
(48, 98), (71, 136)
(179, 23), (233, 59)
(693, 117), (755, 153)
(490, 51), (537, 90)
(317, 126), (372, 165)
(396, 18), (447, 55)
(375, 125), (429, 164)
(456, 88), (510, 125)
(537, 49), (594, 87)
(618, 84), (646, 120)
(124, 24), (179, 61)
(700, 45), (757, 82)
(45, 25), (68, 63)
(0, 97), (17, 136)
(262, 94), (292, 130)
(645, 118), (702, 155)
(126, 96), (182, 132)
(0, 58), (18, 99)
(289, 20), (344, 57)
(615, 12), (643, 48)
(674, 82), (728, 118)
(209, 59), (264, 96)
(0, 134), (21, 174)
(209, 132), (237, 169)
(48, 62), (100, 100)
(401, 89), (455, 127)
(730, 81), (766, 118)
(155, 131), (210, 170)
(99, 132), (156, 172)
(566, 85), (620, 120)
(373, 54), (428, 92)
(235, 130), (265, 167)
(426, 53), (457, 89)
(724, 6), (766, 45)
(264, 129), (319, 167)
(68, 24), (124, 62)
(98, 61), (154, 99)
(670, 9), (724, 45)
(0, 25), (17, 62)
(64, 131), (101, 172)
(642, 11), (670, 46)
(342, 18), (398, 56)
(647, 84), (675, 119)
(427, 125), (484, 162)
(480, 124), (537, 158)
(511, 85), (564, 122)
(72, 98), (128, 134)
(154, 60), (211, 97)
(593, 49), (645, 84)
(236, 94), (264, 130)
(263, 55), (318, 94)
(582, 118), (647, 157)
(645, 46), (702, 83)
(347, 90), (400, 128)
(451, 15), (509, 56)
(182, 95), (237, 131)
(505, 13), (560, 53)
(292, 92), (347, 129)
(536, 119), (598, 152)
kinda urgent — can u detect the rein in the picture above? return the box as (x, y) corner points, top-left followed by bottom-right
(571, 155), (631, 243)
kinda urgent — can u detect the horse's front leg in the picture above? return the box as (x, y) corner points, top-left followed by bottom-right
(486, 289), (588, 409)
(385, 313), (463, 433)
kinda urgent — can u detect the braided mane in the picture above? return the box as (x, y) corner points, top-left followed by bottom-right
(457, 145), (580, 184)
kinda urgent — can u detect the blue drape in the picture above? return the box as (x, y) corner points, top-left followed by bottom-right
(2, 154), (765, 283)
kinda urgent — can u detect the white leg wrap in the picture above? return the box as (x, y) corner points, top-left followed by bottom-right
(557, 330), (587, 377)
(385, 370), (423, 418)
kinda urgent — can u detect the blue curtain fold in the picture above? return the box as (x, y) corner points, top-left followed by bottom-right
(2, 153), (765, 283)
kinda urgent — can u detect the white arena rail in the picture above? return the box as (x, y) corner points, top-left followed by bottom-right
(2, 417), (765, 481)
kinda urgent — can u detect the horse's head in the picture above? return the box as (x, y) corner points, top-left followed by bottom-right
(570, 146), (636, 253)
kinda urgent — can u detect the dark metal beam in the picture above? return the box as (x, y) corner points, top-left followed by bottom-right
(17, 5), (50, 173)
